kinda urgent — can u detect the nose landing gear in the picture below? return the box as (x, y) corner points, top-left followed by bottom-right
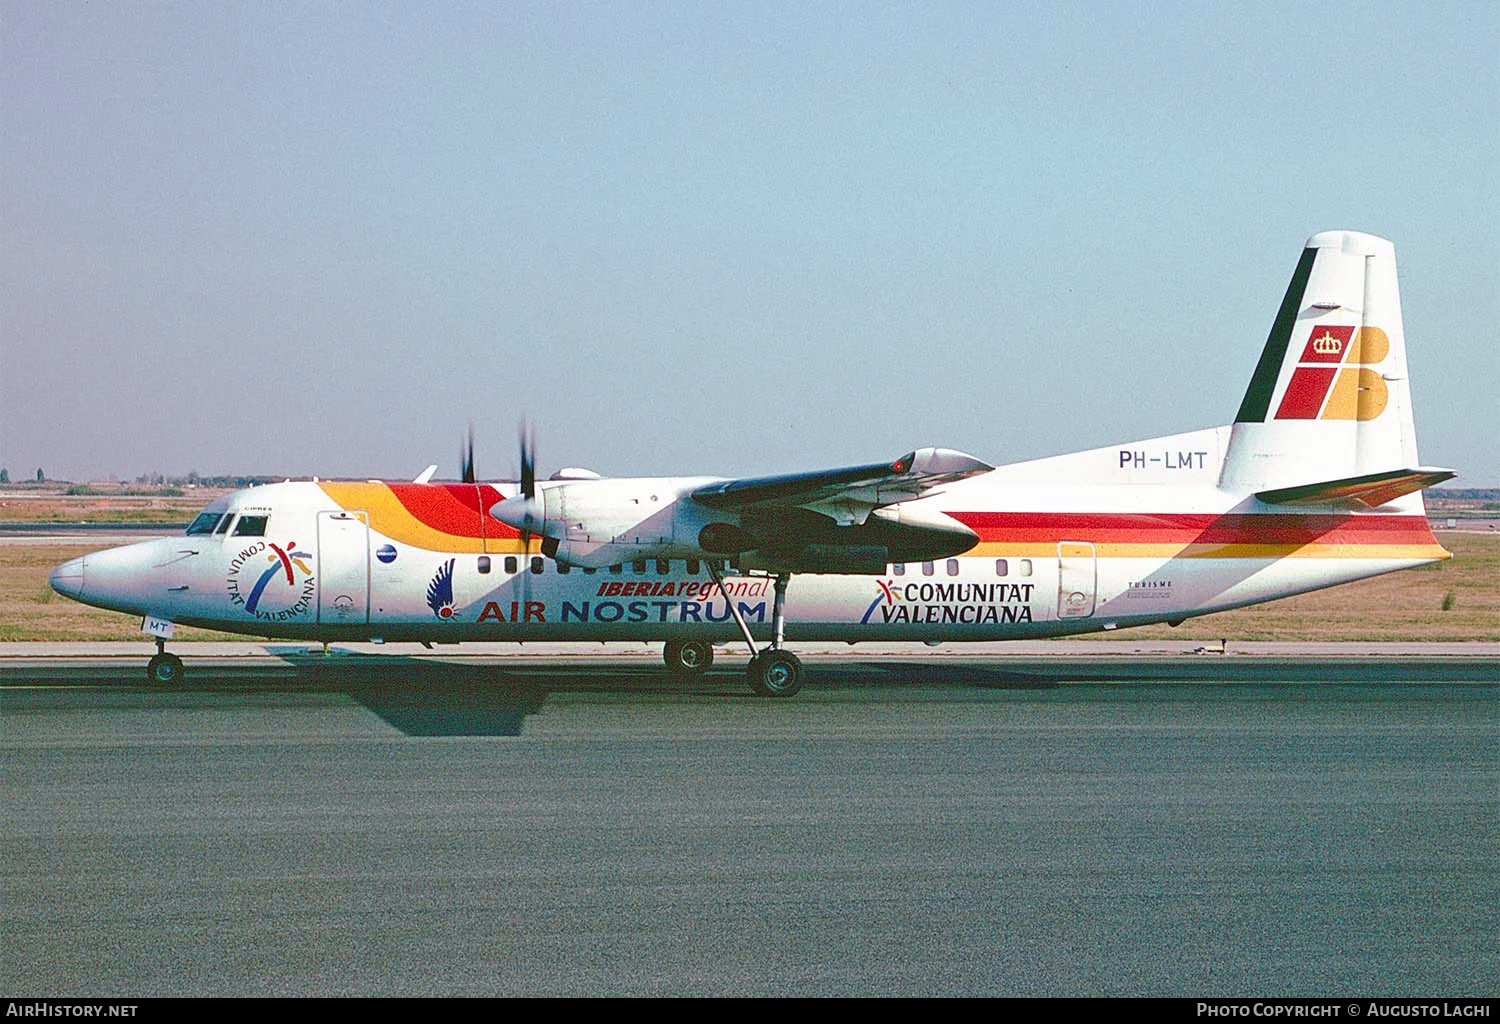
(146, 638), (184, 686)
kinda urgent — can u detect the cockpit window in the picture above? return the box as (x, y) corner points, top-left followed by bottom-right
(215, 515), (235, 535)
(232, 515), (269, 537)
(185, 513), (223, 536)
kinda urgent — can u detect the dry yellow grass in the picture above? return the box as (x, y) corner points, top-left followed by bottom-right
(0, 489), (229, 525)
(2, 531), (1495, 643)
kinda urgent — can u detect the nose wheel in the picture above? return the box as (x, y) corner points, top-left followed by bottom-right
(146, 641), (184, 687)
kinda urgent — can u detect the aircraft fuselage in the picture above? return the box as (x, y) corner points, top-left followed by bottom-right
(52, 461), (1446, 646)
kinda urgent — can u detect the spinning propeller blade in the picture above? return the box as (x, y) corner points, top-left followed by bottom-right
(460, 423), (476, 485)
(517, 419), (539, 603)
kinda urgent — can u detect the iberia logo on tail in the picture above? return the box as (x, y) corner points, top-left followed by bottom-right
(1274, 326), (1390, 421)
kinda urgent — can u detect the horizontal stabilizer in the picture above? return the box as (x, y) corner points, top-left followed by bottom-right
(1256, 467), (1455, 509)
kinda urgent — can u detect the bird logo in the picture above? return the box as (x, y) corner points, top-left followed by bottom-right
(426, 558), (458, 620)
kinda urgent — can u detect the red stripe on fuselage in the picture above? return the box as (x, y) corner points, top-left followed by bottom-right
(385, 484), (511, 539)
(946, 511), (1437, 546)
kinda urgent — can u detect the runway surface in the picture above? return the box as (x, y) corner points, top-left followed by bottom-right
(3, 653), (1496, 997)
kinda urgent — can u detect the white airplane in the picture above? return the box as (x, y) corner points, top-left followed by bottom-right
(51, 231), (1454, 695)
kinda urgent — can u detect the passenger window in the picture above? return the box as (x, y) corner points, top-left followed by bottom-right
(186, 513), (222, 536)
(583, 567), (596, 575)
(632, 559), (647, 575)
(995, 559), (1008, 576)
(504, 556), (518, 574)
(656, 559), (670, 575)
(686, 559), (700, 575)
(921, 561), (935, 577)
(609, 564), (622, 575)
(946, 559), (959, 576)
(1019, 559), (1033, 577)
(557, 562), (570, 575)
(232, 515), (268, 537)
(892, 563), (905, 576)
(530, 557), (544, 574)
(478, 556), (491, 574)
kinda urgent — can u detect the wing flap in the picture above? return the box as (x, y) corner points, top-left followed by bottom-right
(1255, 467), (1455, 508)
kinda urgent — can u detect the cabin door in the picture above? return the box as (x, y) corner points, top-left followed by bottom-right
(317, 510), (370, 625)
(1056, 541), (1097, 619)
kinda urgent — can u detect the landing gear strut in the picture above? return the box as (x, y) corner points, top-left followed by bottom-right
(706, 564), (803, 697)
(663, 639), (715, 677)
(146, 637), (184, 687)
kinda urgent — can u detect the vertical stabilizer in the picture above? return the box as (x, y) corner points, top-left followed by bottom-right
(1220, 231), (1423, 495)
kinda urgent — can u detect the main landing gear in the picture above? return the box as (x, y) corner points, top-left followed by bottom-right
(146, 637), (184, 686)
(663, 639), (715, 677)
(706, 565), (803, 697)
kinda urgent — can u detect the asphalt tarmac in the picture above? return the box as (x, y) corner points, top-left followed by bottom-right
(2, 653), (1496, 997)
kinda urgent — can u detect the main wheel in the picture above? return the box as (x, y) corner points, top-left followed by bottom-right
(146, 652), (184, 687)
(747, 650), (803, 698)
(664, 639), (714, 677)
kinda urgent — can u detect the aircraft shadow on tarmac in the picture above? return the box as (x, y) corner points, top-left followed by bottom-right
(244, 655), (1064, 736)
(257, 654), (1498, 736)
(15, 654), (1488, 737)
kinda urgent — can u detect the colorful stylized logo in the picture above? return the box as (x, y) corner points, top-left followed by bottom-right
(1275, 325), (1390, 421)
(246, 541), (312, 613)
(426, 558), (457, 620)
(227, 538), (315, 621)
(861, 578), (899, 624)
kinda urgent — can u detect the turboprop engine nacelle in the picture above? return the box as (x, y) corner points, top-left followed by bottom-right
(490, 476), (730, 568)
(491, 477), (982, 571)
(736, 503), (980, 575)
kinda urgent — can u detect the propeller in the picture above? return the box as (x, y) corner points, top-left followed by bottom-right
(519, 420), (536, 501)
(515, 419), (540, 608)
(517, 419), (536, 553)
(461, 423), (476, 484)
(491, 418), (550, 576)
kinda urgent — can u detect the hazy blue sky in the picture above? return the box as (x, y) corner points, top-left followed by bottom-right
(3, 2), (1497, 485)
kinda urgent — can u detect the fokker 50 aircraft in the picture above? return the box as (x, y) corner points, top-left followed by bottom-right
(52, 231), (1454, 695)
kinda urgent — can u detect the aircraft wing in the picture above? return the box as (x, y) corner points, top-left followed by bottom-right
(692, 447), (992, 525)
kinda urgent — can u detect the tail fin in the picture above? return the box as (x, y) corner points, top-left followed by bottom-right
(1219, 231), (1448, 501)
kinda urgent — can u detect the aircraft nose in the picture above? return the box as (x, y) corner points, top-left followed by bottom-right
(50, 556), (86, 599)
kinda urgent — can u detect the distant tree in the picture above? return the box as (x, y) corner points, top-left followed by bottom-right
(35, 468), (44, 483)
(0, 468), (8, 483)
